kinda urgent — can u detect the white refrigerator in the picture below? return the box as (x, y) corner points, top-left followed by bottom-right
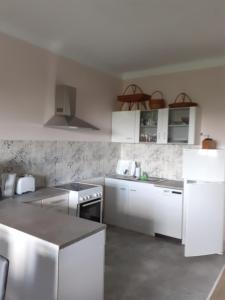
(183, 149), (225, 257)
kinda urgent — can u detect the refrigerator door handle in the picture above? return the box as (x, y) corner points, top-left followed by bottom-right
(186, 180), (197, 184)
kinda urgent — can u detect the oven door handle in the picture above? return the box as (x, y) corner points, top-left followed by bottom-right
(81, 200), (102, 207)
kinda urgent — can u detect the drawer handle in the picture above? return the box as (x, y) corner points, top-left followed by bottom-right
(130, 189), (136, 192)
(120, 188), (126, 191)
(172, 191), (182, 195)
(82, 200), (102, 207)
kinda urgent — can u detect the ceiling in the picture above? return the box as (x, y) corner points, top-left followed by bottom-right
(0, 0), (224, 77)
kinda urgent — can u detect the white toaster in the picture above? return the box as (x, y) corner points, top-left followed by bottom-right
(16, 175), (35, 195)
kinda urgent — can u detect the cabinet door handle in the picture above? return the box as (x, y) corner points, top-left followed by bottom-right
(172, 191), (182, 195)
(120, 187), (126, 191)
(130, 189), (136, 192)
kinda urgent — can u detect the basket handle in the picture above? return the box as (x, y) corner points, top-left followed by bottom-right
(122, 84), (143, 95)
(174, 92), (193, 103)
(151, 90), (164, 99)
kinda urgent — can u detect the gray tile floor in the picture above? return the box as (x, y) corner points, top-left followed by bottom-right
(104, 226), (225, 300)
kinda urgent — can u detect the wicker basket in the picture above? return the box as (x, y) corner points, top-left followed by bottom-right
(118, 84), (150, 110)
(202, 138), (217, 149)
(149, 90), (166, 109)
(169, 92), (198, 108)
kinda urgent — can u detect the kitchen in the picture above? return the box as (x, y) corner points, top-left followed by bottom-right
(0, 0), (225, 299)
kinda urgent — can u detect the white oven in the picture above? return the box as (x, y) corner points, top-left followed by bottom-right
(55, 183), (103, 223)
(78, 197), (103, 223)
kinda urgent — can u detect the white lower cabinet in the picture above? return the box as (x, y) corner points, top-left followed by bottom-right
(104, 178), (129, 229)
(104, 178), (183, 239)
(154, 187), (183, 239)
(128, 182), (155, 235)
(104, 178), (155, 235)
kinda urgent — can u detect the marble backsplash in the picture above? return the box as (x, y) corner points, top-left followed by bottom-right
(121, 143), (196, 180)
(0, 140), (120, 187)
(0, 139), (196, 188)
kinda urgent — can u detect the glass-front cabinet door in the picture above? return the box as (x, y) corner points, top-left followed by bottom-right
(140, 110), (158, 143)
(168, 107), (196, 144)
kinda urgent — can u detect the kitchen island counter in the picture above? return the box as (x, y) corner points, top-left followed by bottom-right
(0, 203), (105, 249)
(0, 189), (105, 300)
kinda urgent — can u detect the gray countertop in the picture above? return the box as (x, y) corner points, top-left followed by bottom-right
(11, 187), (70, 203)
(154, 180), (183, 190)
(0, 188), (105, 249)
(106, 175), (183, 190)
(0, 175), (182, 249)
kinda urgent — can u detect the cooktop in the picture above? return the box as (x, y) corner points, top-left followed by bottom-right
(55, 182), (97, 192)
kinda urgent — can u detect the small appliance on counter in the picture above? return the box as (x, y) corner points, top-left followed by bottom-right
(134, 163), (141, 178)
(16, 175), (35, 195)
(116, 160), (136, 177)
(1, 173), (17, 198)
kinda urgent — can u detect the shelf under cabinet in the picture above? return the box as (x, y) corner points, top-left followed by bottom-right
(168, 140), (188, 144)
(139, 141), (157, 144)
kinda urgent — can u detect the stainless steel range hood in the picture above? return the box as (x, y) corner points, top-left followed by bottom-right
(45, 85), (99, 130)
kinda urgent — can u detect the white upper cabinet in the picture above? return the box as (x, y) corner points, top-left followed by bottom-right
(111, 107), (198, 144)
(112, 110), (140, 143)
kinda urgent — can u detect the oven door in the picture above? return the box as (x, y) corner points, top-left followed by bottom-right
(79, 198), (102, 223)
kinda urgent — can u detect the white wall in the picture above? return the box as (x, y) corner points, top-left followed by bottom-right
(0, 32), (121, 141)
(1, 31), (225, 145)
